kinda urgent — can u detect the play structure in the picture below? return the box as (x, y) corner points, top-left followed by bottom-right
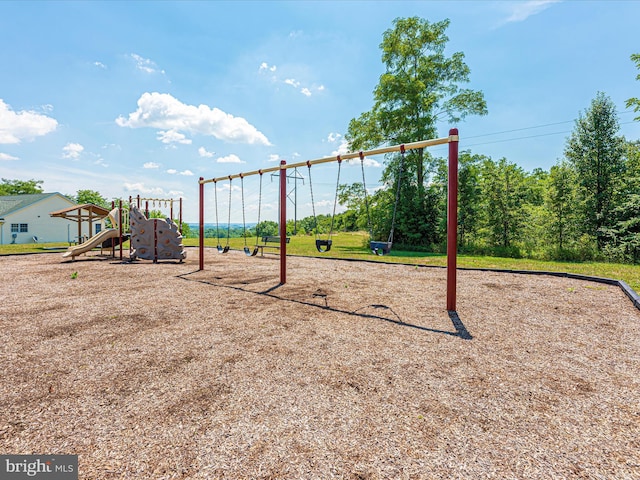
(62, 207), (121, 259)
(129, 204), (186, 262)
(62, 196), (185, 263)
(198, 129), (460, 311)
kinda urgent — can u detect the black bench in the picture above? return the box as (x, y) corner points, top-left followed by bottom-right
(256, 236), (290, 256)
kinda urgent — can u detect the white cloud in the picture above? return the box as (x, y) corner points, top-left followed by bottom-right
(504, 0), (560, 23)
(94, 158), (109, 168)
(309, 199), (332, 209)
(259, 62), (277, 72)
(94, 61), (107, 69)
(62, 142), (84, 159)
(327, 132), (342, 143)
(0, 152), (18, 161)
(157, 129), (192, 144)
(260, 63), (323, 97)
(116, 92), (271, 146)
(123, 182), (164, 195)
(360, 157), (381, 168)
(198, 146), (215, 158)
(143, 162), (160, 169)
(0, 99), (58, 144)
(284, 79), (323, 96)
(217, 153), (244, 164)
(268, 154), (280, 162)
(131, 53), (165, 75)
(219, 183), (241, 192)
(329, 138), (381, 167)
(332, 138), (351, 157)
(166, 168), (195, 176)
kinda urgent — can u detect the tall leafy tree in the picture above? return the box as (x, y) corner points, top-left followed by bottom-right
(434, 151), (484, 247)
(600, 141), (640, 263)
(0, 178), (44, 195)
(345, 16), (487, 246)
(564, 92), (626, 250)
(626, 53), (640, 120)
(76, 189), (109, 207)
(544, 161), (579, 252)
(479, 157), (528, 250)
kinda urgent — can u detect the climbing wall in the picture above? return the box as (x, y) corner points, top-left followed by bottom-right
(129, 205), (187, 262)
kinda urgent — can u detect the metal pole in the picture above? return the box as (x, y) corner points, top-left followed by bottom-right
(119, 199), (123, 260)
(447, 128), (459, 312)
(199, 178), (205, 271)
(279, 160), (287, 284)
(294, 168), (298, 235)
(111, 200), (115, 258)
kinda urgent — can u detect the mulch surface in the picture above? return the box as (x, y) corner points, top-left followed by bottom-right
(1, 247), (639, 479)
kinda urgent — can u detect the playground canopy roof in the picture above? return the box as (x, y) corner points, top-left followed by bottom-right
(49, 204), (111, 239)
(49, 203), (111, 221)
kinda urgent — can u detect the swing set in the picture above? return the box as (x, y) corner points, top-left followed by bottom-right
(199, 129), (460, 311)
(211, 171), (269, 256)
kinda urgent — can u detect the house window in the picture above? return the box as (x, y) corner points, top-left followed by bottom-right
(95, 224), (102, 234)
(11, 224), (28, 233)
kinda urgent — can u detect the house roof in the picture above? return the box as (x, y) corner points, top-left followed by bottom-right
(0, 193), (67, 218)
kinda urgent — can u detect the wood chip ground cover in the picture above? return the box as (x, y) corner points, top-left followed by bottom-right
(1, 247), (639, 479)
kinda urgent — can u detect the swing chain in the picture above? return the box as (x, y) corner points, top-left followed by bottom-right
(388, 144), (406, 245)
(240, 174), (248, 247)
(360, 151), (374, 239)
(213, 180), (220, 243)
(326, 157), (342, 242)
(307, 161), (319, 239)
(226, 177), (232, 246)
(255, 171), (263, 244)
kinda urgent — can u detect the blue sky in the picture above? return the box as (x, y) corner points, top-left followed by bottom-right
(1, 0), (639, 223)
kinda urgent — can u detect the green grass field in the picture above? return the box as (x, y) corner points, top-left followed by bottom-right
(3, 232), (639, 292)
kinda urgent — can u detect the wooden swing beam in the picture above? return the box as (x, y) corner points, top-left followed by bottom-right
(198, 130), (459, 311)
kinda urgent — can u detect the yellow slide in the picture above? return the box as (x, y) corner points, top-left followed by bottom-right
(62, 228), (120, 259)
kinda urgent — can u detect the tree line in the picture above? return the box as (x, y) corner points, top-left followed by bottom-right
(321, 16), (640, 264)
(3, 17), (638, 263)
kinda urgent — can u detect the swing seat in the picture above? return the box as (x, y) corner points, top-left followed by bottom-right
(218, 245), (230, 254)
(244, 246), (259, 257)
(370, 241), (392, 256)
(315, 239), (332, 253)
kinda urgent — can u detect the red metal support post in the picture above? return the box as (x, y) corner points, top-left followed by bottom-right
(119, 199), (123, 261)
(447, 128), (459, 311)
(199, 178), (205, 271)
(279, 160), (287, 284)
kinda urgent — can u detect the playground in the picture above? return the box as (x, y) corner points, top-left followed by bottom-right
(1, 247), (639, 478)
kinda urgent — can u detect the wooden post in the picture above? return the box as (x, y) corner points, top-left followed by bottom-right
(77, 207), (82, 243)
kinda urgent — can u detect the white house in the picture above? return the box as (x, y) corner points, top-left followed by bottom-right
(0, 193), (107, 245)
